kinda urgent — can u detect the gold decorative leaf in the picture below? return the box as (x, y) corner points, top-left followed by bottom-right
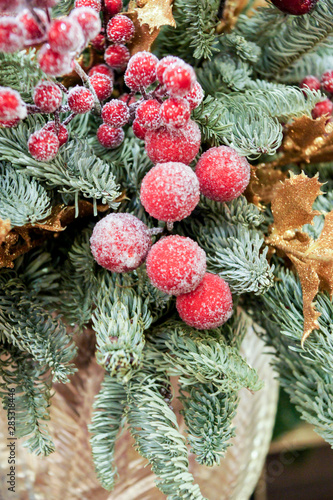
(0, 218), (10, 244)
(245, 164), (287, 207)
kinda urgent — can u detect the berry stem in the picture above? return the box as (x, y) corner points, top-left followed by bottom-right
(62, 112), (77, 126)
(73, 60), (102, 114)
(148, 227), (164, 236)
(54, 109), (61, 135)
(166, 222), (174, 232)
(27, 104), (42, 115)
(100, 0), (109, 51)
(56, 82), (69, 94)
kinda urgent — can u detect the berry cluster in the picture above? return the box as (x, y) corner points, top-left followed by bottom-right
(300, 71), (333, 119)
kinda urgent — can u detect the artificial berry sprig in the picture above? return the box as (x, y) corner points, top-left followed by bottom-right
(299, 70), (333, 120)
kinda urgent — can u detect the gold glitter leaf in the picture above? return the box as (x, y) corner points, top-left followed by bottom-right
(0, 218), (10, 244)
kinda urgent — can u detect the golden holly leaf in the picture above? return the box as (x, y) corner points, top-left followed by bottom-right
(266, 172), (333, 344)
(0, 218), (10, 244)
(245, 164), (287, 207)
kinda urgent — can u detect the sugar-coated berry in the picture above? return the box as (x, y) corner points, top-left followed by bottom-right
(43, 121), (68, 146)
(124, 51), (158, 90)
(104, 0), (123, 16)
(156, 56), (181, 84)
(38, 44), (72, 76)
(89, 64), (114, 79)
(102, 99), (129, 127)
(32, 0), (58, 6)
(33, 81), (62, 113)
(91, 33), (105, 52)
(17, 9), (46, 42)
(160, 98), (190, 128)
(89, 73), (113, 100)
(0, 17), (25, 53)
(176, 273), (233, 330)
(0, 118), (20, 128)
(195, 146), (251, 203)
(70, 7), (101, 41)
(75, 0), (101, 11)
(163, 61), (196, 98)
(132, 118), (147, 140)
(136, 99), (161, 129)
(0, 87), (27, 121)
(140, 162), (200, 222)
(300, 75), (321, 92)
(90, 213), (152, 272)
(311, 98), (333, 119)
(184, 82), (204, 110)
(104, 44), (130, 69)
(68, 86), (94, 113)
(145, 120), (201, 165)
(28, 129), (60, 161)
(106, 14), (135, 43)
(321, 70), (333, 94)
(0, 0), (22, 13)
(97, 124), (124, 148)
(146, 235), (206, 296)
(48, 18), (84, 54)
(271, 0), (318, 15)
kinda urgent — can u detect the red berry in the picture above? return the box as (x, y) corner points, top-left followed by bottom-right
(104, 0), (123, 16)
(160, 98), (190, 129)
(312, 98), (333, 119)
(195, 146), (251, 203)
(321, 70), (333, 94)
(89, 64), (114, 79)
(119, 93), (136, 105)
(0, 0), (22, 13)
(89, 73), (113, 100)
(145, 120), (201, 165)
(146, 235), (206, 296)
(28, 129), (60, 161)
(132, 118), (147, 140)
(17, 9), (46, 42)
(38, 44), (72, 76)
(91, 33), (106, 52)
(43, 121), (68, 146)
(176, 273), (233, 330)
(0, 17), (25, 53)
(75, 0), (101, 11)
(156, 56), (181, 84)
(70, 7), (101, 41)
(48, 18), (83, 54)
(184, 82), (204, 110)
(136, 99), (161, 129)
(106, 14), (134, 43)
(163, 61), (196, 98)
(32, 0), (58, 6)
(101, 99), (129, 127)
(271, 0), (318, 15)
(0, 118), (20, 128)
(124, 51), (158, 90)
(0, 87), (27, 121)
(90, 213), (152, 272)
(104, 44), (130, 69)
(33, 81), (62, 113)
(68, 86), (94, 114)
(140, 161), (200, 222)
(97, 124), (124, 148)
(300, 75), (321, 93)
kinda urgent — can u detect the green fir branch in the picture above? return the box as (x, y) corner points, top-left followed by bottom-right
(192, 96), (232, 147)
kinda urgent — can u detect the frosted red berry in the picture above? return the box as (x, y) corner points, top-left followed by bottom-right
(125, 51), (158, 90)
(136, 99), (161, 129)
(0, 17), (25, 53)
(91, 33), (106, 52)
(28, 129), (60, 161)
(132, 118), (147, 140)
(0, 0), (22, 13)
(48, 18), (83, 54)
(68, 86), (94, 114)
(160, 98), (190, 129)
(90, 213), (152, 272)
(70, 7), (101, 41)
(43, 122), (68, 146)
(102, 99), (129, 127)
(140, 162), (200, 222)
(176, 273), (233, 330)
(195, 146), (251, 203)
(321, 70), (333, 94)
(89, 73), (113, 101)
(300, 75), (321, 93)
(0, 87), (27, 121)
(145, 120), (201, 165)
(107, 15), (135, 43)
(37, 44), (72, 76)
(0, 118), (20, 128)
(17, 9), (46, 42)
(163, 62), (196, 98)
(184, 82), (204, 110)
(146, 235), (206, 296)
(104, 0), (123, 16)
(75, 0), (101, 11)
(104, 44), (130, 70)
(156, 56), (181, 84)
(97, 124), (124, 148)
(312, 98), (333, 119)
(33, 81), (62, 113)
(271, 0), (318, 15)
(89, 64), (114, 79)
